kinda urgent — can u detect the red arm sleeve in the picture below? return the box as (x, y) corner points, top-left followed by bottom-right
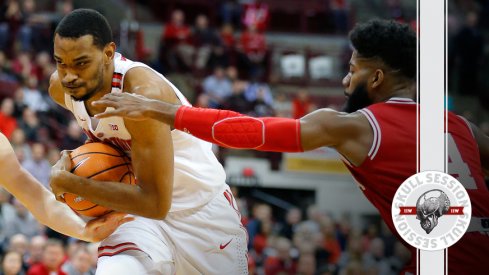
(174, 106), (303, 152)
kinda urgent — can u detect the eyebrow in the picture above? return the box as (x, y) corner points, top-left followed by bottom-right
(73, 55), (90, 62)
(53, 55), (90, 62)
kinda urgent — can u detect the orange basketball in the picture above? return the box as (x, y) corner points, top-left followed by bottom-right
(64, 142), (135, 217)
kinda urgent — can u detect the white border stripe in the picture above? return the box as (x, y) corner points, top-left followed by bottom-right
(358, 109), (381, 159)
(416, 1), (420, 269)
(418, 0), (446, 273)
(386, 100), (416, 104)
(389, 97), (413, 101)
(419, 0), (445, 171)
(444, 3), (449, 275)
(387, 97), (416, 102)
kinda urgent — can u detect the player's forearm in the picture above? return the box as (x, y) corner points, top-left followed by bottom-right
(6, 169), (90, 241)
(144, 99), (179, 126)
(36, 187), (89, 240)
(156, 106), (304, 152)
(53, 171), (169, 219)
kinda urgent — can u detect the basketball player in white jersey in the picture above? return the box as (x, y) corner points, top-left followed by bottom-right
(0, 131), (130, 243)
(48, 9), (248, 275)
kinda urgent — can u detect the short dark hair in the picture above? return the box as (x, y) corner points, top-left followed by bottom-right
(55, 9), (112, 49)
(349, 19), (416, 80)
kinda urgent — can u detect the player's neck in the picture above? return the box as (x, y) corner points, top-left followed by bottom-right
(377, 81), (415, 102)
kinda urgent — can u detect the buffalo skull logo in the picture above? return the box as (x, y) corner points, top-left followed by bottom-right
(416, 190), (450, 234)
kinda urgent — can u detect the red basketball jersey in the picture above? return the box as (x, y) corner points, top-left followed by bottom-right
(344, 97), (489, 274)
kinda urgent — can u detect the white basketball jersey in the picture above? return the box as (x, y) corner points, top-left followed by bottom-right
(64, 53), (227, 212)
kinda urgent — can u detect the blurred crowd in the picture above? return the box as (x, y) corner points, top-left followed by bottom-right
(0, 0), (485, 274)
(447, 0), (489, 127)
(232, 187), (411, 275)
(0, 205), (98, 275)
(0, 182), (411, 275)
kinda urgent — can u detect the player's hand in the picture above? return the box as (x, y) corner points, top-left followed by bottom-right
(50, 150), (72, 202)
(83, 212), (134, 242)
(92, 93), (154, 121)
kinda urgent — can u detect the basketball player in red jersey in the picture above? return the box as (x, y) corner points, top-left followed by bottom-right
(49, 9), (247, 275)
(91, 19), (489, 274)
(0, 132), (130, 243)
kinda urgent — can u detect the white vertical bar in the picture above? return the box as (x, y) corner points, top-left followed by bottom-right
(420, 251), (445, 275)
(418, 0), (446, 274)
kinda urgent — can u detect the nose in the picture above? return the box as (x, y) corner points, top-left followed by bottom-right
(342, 73), (351, 88)
(63, 70), (78, 84)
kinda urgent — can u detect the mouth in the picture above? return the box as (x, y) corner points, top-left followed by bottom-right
(63, 86), (85, 96)
(63, 85), (81, 89)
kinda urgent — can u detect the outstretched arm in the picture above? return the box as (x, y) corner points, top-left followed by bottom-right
(0, 134), (131, 242)
(93, 93), (372, 164)
(93, 93), (302, 152)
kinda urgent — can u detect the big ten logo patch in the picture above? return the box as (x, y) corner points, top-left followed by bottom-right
(109, 124), (119, 131)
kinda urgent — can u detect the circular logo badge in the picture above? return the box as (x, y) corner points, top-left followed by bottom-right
(391, 171), (472, 251)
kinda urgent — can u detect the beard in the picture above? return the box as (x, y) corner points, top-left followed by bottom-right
(72, 87), (97, 102)
(72, 66), (105, 102)
(342, 82), (374, 113)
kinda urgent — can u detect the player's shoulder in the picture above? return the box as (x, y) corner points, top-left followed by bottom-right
(345, 110), (373, 131)
(124, 65), (160, 81)
(0, 132), (15, 161)
(48, 71), (66, 107)
(308, 108), (370, 135)
(0, 132), (9, 148)
(123, 66), (178, 103)
(48, 70), (60, 88)
(124, 67), (166, 92)
(362, 100), (417, 121)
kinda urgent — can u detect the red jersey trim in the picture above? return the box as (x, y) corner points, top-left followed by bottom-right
(98, 242), (137, 251)
(98, 242), (142, 257)
(98, 247), (144, 257)
(111, 72), (123, 89)
(359, 109), (381, 159)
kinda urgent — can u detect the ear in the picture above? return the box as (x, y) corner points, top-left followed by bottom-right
(103, 42), (116, 65)
(371, 69), (384, 89)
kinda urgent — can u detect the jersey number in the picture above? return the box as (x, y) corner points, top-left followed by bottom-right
(447, 133), (477, 189)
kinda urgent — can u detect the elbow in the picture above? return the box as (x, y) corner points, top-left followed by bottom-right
(151, 204), (170, 220)
(137, 180), (173, 219)
(141, 199), (171, 220)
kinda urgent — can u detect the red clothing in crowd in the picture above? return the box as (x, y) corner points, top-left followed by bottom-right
(292, 98), (312, 119)
(27, 263), (67, 275)
(0, 112), (17, 139)
(163, 23), (192, 44)
(331, 0), (347, 9)
(323, 238), (342, 264)
(220, 31), (236, 48)
(242, 2), (269, 32)
(264, 256), (297, 275)
(239, 30), (267, 55)
(11, 58), (38, 79)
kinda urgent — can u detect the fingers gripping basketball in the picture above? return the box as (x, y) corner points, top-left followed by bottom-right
(64, 143), (135, 217)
